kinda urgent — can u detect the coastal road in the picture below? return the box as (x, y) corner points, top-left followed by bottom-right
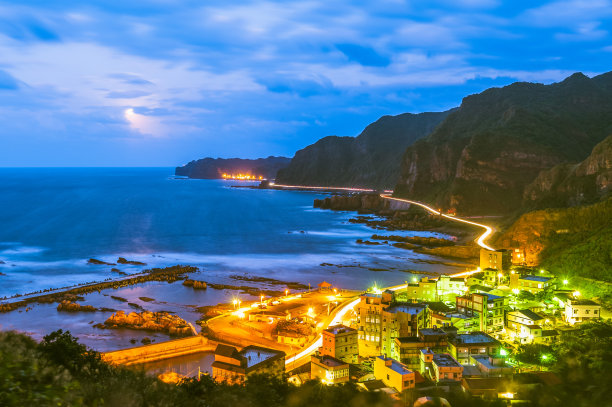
(268, 183), (495, 251)
(379, 194), (496, 252)
(284, 283), (406, 370)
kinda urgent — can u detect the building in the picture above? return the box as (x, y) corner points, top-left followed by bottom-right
(212, 344), (286, 384)
(564, 298), (601, 325)
(436, 275), (467, 298)
(392, 328), (449, 369)
(318, 281), (332, 292)
(310, 354), (350, 384)
(357, 291), (393, 356)
(357, 291), (430, 357)
(422, 351), (463, 383)
(374, 356), (416, 392)
(510, 248), (526, 266)
(321, 324), (359, 364)
(469, 355), (513, 377)
(456, 293), (505, 333)
(405, 277), (438, 302)
(506, 309), (546, 343)
(480, 249), (511, 271)
(381, 303), (430, 357)
(447, 332), (502, 365)
(510, 275), (555, 294)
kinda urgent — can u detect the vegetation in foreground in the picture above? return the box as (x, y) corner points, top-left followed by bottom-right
(1, 322), (610, 407)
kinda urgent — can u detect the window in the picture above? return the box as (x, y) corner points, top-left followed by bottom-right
(594, 310), (598, 314)
(585, 310), (589, 314)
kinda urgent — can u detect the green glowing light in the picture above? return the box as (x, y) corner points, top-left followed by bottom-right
(500, 349), (507, 356)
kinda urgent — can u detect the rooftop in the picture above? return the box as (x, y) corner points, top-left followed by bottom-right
(470, 355), (510, 371)
(521, 275), (553, 283)
(513, 309), (544, 321)
(385, 303), (426, 315)
(433, 353), (462, 368)
(377, 356), (414, 376)
(359, 379), (387, 391)
(312, 354), (347, 368)
(569, 298), (599, 306)
(452, 332), (498, 345)
(419, 328), (448, 337)
(240, 346), (285, 368)
(325, 324), (357, 335)
(214, 344), (242, 359)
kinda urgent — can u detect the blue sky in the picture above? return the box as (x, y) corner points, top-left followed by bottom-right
(0, 0), (611, 166)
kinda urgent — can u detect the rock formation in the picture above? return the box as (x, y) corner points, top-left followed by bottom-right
(395, 71), (612, 215)
(523, 134), (612, 208)
(101, 310), (193, 336)
(276, 111), (451, 190)
(175, 156), (291, 180)
(182, 279), (207, 289)
(56, 300), (96, 312)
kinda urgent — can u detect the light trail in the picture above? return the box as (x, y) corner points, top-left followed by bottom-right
(272, 183), (393, 194)
(285, 283), (407, 367)
(379, 194), (495, 251)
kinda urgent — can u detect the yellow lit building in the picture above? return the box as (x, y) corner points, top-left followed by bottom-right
(374, 356), (416, 392)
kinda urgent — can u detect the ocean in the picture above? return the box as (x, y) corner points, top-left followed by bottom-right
(0, 168), (470, 350)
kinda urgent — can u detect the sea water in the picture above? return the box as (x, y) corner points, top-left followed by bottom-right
(0, 168), (470, 350)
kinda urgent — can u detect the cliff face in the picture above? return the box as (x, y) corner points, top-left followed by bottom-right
(523, 134), (612, 208)
(495, 197), (611, 281)
(276, 111), (452, 189)
(395, 72), (612, 215)
(175, 156), (291, 180)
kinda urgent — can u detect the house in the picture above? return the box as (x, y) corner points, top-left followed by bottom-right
(212, 344), (286, 384)
(405, 277), (438, 302)
(564, 298), (601, 325)
(480, 249), (511, 271)
(310, 354), (350, 384)
(447, 332), (502, 365)
(321, 324), (359, 364)
(461, 377), (507, 398)
(510, 275), (555, 294)
(357, 291), (393, 356)
(456, 293), (505, 333)
(420, 350), (463, 383)
(374, 356), (416, 392)
(436, 275), (467, 297)
(506, 309), (546, 343)
(357, 291), (430, 357)
(392, 328), (448, 369)
(469, 355), (514, 377)
(381, 303), (430, 356)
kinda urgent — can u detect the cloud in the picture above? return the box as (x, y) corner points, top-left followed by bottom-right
(106, 90), (153, 99)
(336, 44), (390, 67)
(0, 69), (19, 90)
(0, 0), (609, 165)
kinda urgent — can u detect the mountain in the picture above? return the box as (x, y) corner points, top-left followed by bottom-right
(175, 156), (291, 180)
(523, 134), (612, 209)
(275, 111), (452, 189)
(395, 71), (612, 215)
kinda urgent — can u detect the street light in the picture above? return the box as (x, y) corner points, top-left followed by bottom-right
(260, 294), (264, 304)
(285, 289), (289, 297)
(233, 298), (238, 309)
(563, 280), (568, 285)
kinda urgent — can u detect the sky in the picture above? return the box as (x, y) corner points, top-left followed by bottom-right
(0, 0), (611, 167)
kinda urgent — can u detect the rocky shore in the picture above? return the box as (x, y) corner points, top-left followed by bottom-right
(0, 265), (198, 313)
(97, 310), (193, 337)
(182, 279), (207, 289)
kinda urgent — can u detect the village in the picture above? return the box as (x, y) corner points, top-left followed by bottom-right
(101, 246), (604, 405)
